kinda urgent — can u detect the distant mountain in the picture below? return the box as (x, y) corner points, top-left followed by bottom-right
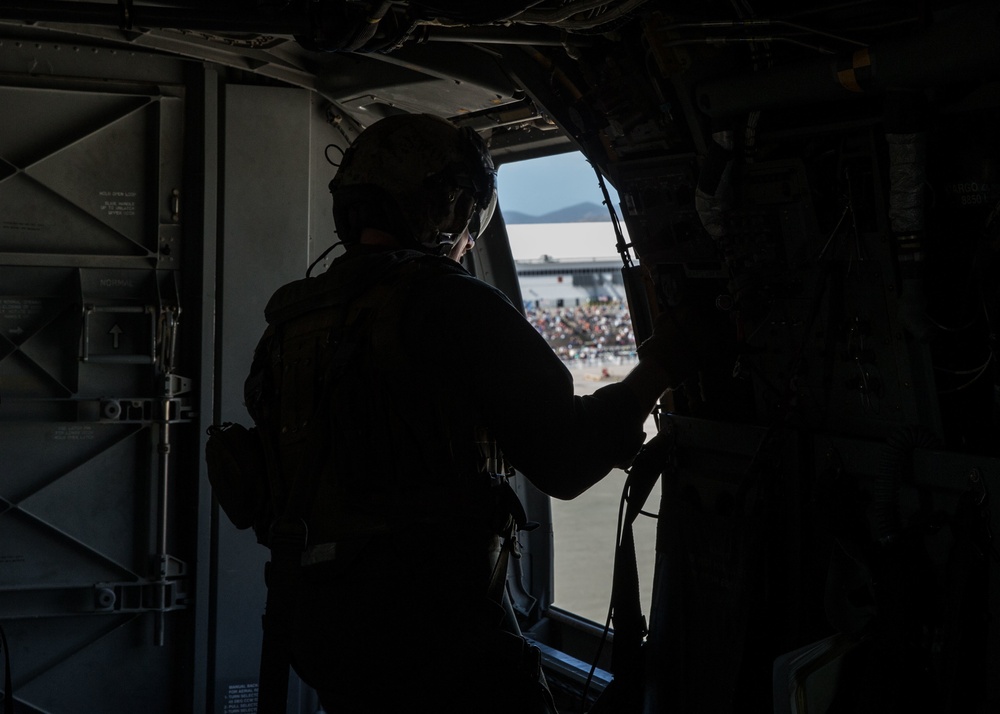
(504, 201), (610, 224)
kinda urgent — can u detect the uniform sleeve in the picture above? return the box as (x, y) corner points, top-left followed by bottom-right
(419, 274), (648, 500)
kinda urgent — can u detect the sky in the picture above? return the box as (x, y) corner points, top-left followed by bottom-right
(497, 150), (629, 262)
(496, 151), (620, 218)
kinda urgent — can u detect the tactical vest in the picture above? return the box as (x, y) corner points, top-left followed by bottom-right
(243, 250), (518, 551)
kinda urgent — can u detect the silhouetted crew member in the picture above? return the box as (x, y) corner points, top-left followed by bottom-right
(242, 113), (686, 713)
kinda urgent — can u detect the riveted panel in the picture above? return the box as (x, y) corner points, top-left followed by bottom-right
(0, 51), (193, 714)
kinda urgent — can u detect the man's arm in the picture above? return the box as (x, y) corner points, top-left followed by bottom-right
(619, 357), (674, 417)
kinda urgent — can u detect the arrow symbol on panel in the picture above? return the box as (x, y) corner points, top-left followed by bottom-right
(109, 324), (123, 349)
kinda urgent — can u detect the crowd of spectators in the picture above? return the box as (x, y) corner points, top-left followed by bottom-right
(524, 300), (637, 363)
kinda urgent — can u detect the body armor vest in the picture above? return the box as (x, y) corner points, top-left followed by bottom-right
(244, 250), (515, 549)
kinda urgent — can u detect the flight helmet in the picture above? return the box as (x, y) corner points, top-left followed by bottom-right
(329, 113), (497, 254)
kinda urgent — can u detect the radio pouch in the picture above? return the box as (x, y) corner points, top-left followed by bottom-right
(205, 421), (269, 530)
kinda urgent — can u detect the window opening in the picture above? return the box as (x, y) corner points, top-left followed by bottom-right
(497, 152), (658, 625)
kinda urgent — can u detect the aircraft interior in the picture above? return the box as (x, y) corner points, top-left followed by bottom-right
(0, 1), (998, 712)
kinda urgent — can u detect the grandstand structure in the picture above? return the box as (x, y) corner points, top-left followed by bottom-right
(515, 256), (626, 308)
(506, 222), (636, 362)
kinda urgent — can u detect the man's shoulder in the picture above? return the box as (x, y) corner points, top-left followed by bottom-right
(261, 244), (520, 332)
(263, 249), (456, 325)
(335, 248), (507, 306)
(405, 258), (513, 308)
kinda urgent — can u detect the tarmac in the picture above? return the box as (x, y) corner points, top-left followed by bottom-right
(549, 359), (659, 625)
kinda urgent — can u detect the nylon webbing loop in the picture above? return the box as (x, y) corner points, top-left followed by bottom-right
(0, 624), (13, 714)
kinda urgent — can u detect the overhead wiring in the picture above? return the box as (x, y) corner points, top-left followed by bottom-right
(514, 0), (652, 31)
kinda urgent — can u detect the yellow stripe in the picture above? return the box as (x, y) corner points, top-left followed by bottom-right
(837, 48), (872, 93)
(838, 68), (861, 92)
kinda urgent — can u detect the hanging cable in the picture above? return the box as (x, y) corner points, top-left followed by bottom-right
(324, 144), (344, 167)
(590, 161), (633, 269)
(580, 482), (628, 710)
(306, 240), (343, 278)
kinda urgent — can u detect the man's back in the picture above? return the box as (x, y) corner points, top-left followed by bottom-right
(250, 246), (553, 712)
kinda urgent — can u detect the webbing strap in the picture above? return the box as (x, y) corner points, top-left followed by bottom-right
(488, 513), (519, 607)
(0, 624), (13, 714)
(606, 429), (674, 708)
(257, 545), (303, 713)
(488, 537), (513, 607)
